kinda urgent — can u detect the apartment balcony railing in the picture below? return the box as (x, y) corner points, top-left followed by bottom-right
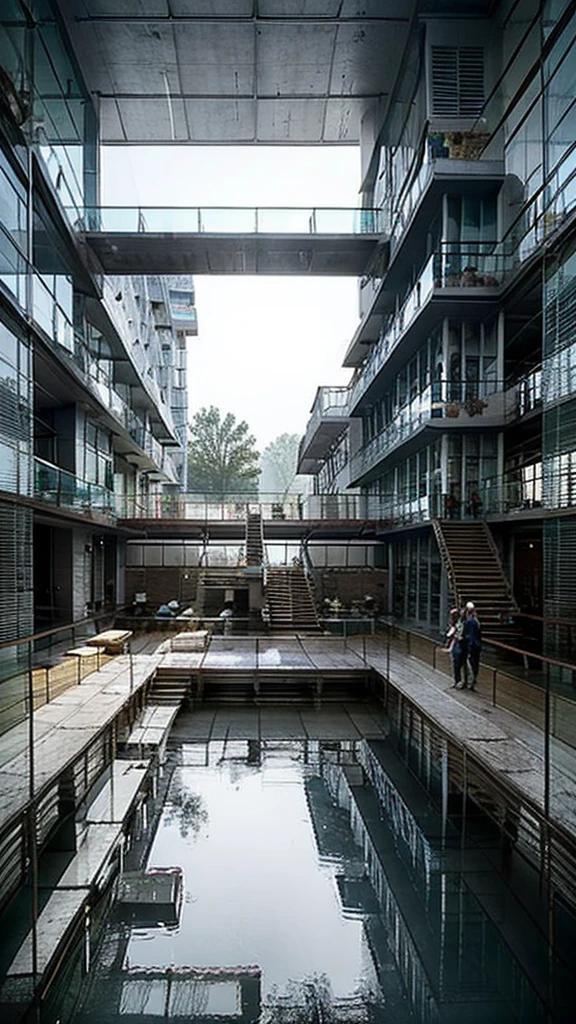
(350, 379), (514, 484)
(70, 206), (385, 235)
(387, 132), (501, 251)
(350, 245), (506, 411)
(34, 458), (115, 516)
(116, 491), (366, 522)
(0, 229), (76, 355)
(298, 386), (351, 471)
(365, 492), (444, 527)
(350, 256), (435, 410)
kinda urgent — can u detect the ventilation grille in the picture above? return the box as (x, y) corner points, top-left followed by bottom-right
(431, 46), (485, 118)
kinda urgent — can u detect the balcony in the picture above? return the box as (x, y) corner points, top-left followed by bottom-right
(350, 379), (516, 486)
(387, 135), (503, 258)
(298, 386), (351, 474)
(349, 246), (505, 405)
(345, 147), (505, 369)
(34, 459), (115, 518)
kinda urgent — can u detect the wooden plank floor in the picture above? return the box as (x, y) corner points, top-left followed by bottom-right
(0, 652), (162, 833)
(2, 632), (576, 846)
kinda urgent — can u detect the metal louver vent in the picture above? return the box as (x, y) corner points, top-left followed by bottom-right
(431, 46), (484, 117)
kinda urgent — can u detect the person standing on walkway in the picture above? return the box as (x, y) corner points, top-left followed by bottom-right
(463, 601), (482, 689)
(450, 609), (468, 688)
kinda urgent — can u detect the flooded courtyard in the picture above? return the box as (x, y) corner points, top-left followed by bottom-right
(61, 705), (573, 1024)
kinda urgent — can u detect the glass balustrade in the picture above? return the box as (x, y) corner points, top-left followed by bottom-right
(34, 458), (115, 515)
(350, 256), (435, 410)
(70, 206), (384, 235)
(352, 379), (507, 483)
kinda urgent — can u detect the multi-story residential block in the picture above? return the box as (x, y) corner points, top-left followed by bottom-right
(0, 11), (195, 642)
(300, 0), (576, 659)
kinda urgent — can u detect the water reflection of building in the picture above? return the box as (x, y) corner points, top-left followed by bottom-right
(307, 739), (553, 1024)
(117, 965), (261, 1023)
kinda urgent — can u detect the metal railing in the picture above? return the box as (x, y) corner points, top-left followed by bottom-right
(69, 206), (385, 235)
(116, 492), (367, 521)
(350, 379), (512, 483)
(34, 458), (115, 516)
(0, 612), (116, 749)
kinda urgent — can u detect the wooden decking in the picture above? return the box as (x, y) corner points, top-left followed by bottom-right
(0, 650), (162, 834)
(2, 631), (576, 858)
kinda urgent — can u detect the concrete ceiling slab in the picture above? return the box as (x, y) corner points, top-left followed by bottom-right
(56, 0), (417, 144)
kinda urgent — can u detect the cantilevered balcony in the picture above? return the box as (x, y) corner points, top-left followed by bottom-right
(349, 379), (517, 487)
(34, 459), (115, 518)
(349, 246), (505, 412)
(345, 146), (505, 367)
(298, 386), (351, 474)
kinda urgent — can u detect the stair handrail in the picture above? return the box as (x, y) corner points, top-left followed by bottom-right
(300, 539), (321, 623)
(431, 518), (461, 606)
(480, 521), (520, 613)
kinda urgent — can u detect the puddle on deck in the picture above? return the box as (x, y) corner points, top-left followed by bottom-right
(69, 725), (572, 1024)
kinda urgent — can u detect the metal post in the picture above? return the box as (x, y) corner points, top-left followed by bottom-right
(27, 641), (38, 982)
(492, 668), (497, 707)
(129, 637), (134, 695)
(544, 663), (551, 821)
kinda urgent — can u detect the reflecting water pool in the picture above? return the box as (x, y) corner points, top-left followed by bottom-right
(68, 718), (572, 1024)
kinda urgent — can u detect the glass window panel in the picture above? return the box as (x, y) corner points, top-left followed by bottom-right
(163, 544), (184, 567)
(143, 545), (163, 566)
(325, 545), (347, 567)
(125, 545), (143, 567)
(347, 545), (367, 567)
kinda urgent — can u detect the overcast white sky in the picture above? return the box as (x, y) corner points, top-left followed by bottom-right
(102, 146), (361, 450)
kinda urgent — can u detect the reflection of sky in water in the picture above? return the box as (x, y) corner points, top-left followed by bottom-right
(126, 756), (366, 998)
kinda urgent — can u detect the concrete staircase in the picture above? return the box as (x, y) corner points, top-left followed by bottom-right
(147, 670), (190, 706)
(245, 510), (264, 566)
(432, 520), (519, 640)
(196, 567), (248, 615)
(265, 567), (320, 632)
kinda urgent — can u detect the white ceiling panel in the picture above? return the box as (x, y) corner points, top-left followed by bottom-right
(99, 98), (128, 142)
(257, 98), (326, 142)
(184, 99), (257, 141)
(330, 22), (410, 95)
(116, 97), (190, 141)
(258, 1), (342, 14)
(92, 23), (177, 69)
(339, 0), (413, 17)
(175, 23), (255, 96)
(322, 97), (368, 143)
(170, 1), (254, 14)
(82, 1), (169, 14)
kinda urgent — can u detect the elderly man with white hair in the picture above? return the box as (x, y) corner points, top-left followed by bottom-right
(463, 601), (482, 690)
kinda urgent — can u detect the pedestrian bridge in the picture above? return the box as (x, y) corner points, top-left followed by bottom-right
(72, 206), (387, 275)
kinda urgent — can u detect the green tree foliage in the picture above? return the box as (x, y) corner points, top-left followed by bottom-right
(259, 432), (302, 497)
(187, 406), (260, 498)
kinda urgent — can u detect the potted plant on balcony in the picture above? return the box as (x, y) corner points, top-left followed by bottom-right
(445, 402), (461, 418)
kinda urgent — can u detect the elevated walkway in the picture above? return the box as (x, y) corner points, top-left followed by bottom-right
(74, 205), (386, 275)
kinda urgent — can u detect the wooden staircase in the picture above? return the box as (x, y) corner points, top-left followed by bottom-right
(265, 567), (320, 633)
(245, 511), (264, 566)
(432, 519), (519, 640)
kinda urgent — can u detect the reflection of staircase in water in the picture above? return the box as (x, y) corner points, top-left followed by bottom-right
(265, 567), (320, 632)
(432, 519), (520, 641)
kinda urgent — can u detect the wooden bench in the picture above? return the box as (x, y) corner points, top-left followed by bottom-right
(84, 629), (133, 655)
